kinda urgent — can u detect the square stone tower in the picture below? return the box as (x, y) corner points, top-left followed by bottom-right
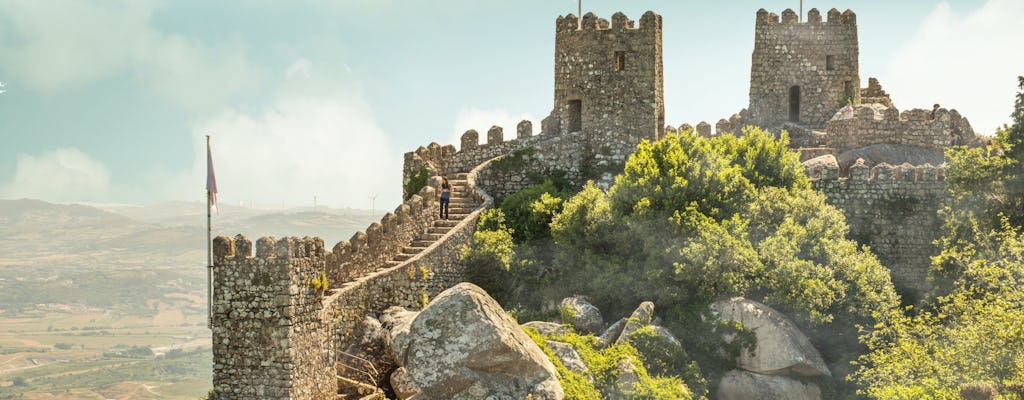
(551, 11), (664, 142)
(748, 8), (860, 128)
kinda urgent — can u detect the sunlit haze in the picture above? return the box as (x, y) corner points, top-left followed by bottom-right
(1, 0), (1020, 209)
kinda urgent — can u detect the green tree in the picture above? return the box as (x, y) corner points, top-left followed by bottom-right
(549, 127), (898, 391)
(854, 77), (1024, 399)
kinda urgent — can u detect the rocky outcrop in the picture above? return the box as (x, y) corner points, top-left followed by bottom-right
(717, 370), (821, 400)
(396, 283), (564, 399)
(598, 318), (626, 348)
(710, 297), (829, 377)
(616, 301), (655, 344)
(546, 340), (590, 376)
(560, 296), (605, 334)
(523, 321), (572, 337)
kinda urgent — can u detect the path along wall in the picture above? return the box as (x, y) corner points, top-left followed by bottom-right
(808, 159), (947, 294)
(212, 162), (496, 399)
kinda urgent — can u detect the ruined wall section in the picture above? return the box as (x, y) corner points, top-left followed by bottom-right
(211, 236), (336, 400)
(808, 160), (947, 294)
(824, 104), (976, 153)
(552, 11), (664, 152)
(749, 8), (859, 128)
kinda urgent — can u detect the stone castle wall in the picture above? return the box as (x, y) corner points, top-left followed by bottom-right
(808, 160), (947, 293)
(211, 236), (336, 400)
(327, 181), (441, 286)
(324, 160), (495, 348)
(748, 8), (859, 128)
(213, 161), (496, 399)
(825, 104), (976, 153)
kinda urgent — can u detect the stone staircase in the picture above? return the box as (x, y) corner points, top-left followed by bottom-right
(383, 173), (478, 268)
(337, 172), (481, 398)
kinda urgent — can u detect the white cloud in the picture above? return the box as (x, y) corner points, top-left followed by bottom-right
(0, 0), (258, 110)
(172, 70), (400, 209)
(884, 0), (1024, 134)
(2, 148), (111, 202)
(450, 108), (536, 149)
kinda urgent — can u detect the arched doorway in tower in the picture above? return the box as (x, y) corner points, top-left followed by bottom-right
(789, 86), (800, 123)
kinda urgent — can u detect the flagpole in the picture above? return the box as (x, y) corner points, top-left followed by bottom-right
(206, 135), (213, 329)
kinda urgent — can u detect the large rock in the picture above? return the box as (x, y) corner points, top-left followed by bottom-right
(560, 296), (604, 334)
(338, 315), (393, 392)
(522, 321), (571, 337)
(546, 340), (590, 376)
(399, 283), (564, 399)
(616, 301), (654, 344)
(382, 306), (417, 364)
(717, 369), (821, 400)
(598, 318), (626, 348)
(710, 297), (829, 376)
(389, 367), (420, 400)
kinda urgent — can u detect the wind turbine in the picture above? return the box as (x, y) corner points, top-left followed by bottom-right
(369, 194), (378, 216)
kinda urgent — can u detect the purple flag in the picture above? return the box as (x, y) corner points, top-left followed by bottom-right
(206, 137), (218, 212)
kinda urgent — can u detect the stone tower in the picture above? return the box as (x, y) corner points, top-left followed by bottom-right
(550, 11), (664, 143)
(748, 8), (860, 128)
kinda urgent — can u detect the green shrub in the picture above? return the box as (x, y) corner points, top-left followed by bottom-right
(462, 209), (516, 303)
(525, 328), (692, 400)
(499, 179), (572, 242)
(403, 165), (430, 200)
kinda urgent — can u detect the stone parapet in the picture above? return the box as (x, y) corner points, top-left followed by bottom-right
(824, 104), (976, 153)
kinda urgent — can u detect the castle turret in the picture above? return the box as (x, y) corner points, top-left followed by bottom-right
(748, 8), (860, 128)
(551, 11), (664, 141)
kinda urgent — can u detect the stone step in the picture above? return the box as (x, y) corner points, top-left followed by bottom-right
(393, 253), (415, 262)
(410, 240), (434, 247)
(455, 173), (469, 180)
(402, 246), (428, 254)
(428, 226), (452, 235)
(385, 260), (402, 267)
(433, 220), (459, 228)
(420, 233), (444, 241)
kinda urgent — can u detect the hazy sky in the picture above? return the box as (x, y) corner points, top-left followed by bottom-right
(1, 0), (1021, 209)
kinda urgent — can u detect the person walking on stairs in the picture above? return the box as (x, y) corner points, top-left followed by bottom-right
(439, 176), (451, 220)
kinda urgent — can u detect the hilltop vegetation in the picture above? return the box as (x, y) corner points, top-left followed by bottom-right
(465, 126), (900, 397)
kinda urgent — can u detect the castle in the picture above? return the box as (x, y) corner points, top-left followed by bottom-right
(211, 9), (978, 399)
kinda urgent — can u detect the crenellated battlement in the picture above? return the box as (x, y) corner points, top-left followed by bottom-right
(212, 235), (325, 261)
(805, 158), (946, 183)
(556, 11), (660, 33)
(755, 8), (856, 26)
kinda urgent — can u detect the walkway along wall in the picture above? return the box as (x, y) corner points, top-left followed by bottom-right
(211, 165), (494, 399)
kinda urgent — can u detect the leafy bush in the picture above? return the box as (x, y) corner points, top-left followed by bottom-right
(854, 78), (1024, 399)
(548, 127), (898, 394)
(403, 165), (430, 200)
(525, 328), (692, 400)
(499, 179), (573, 242)
(462, 209), (516, 302)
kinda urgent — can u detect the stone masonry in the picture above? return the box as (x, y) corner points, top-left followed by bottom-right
(748, 8), (860, 128)
(551, 11), (664, 152)
(807, 159), (946, 293)
(211, 236), (335, 400)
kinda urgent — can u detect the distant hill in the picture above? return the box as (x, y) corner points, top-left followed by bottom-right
(0, 199), (384, 268)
